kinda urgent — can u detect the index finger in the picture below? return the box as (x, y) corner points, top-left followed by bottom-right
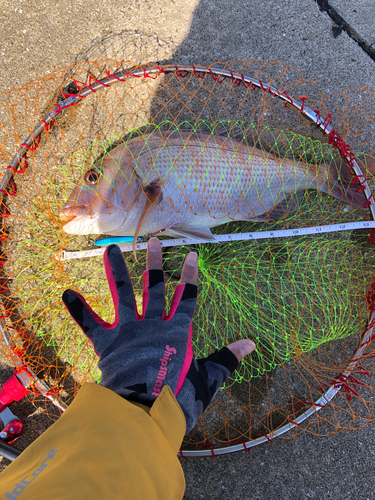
(146, 237), (163, 270)
(180, 252), (198, 285)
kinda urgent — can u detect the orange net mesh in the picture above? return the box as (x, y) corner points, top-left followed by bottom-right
(0, 59), (375, 453)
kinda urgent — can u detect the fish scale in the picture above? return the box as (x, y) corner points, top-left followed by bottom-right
(129, 138), (308, 218)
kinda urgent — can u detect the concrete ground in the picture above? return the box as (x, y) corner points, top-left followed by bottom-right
(0, 0), (374, 498)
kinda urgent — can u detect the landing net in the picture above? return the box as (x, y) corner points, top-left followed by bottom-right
(0, 60), (375, 456)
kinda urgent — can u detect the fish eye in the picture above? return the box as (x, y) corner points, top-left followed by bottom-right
(84, 169), (101, 185)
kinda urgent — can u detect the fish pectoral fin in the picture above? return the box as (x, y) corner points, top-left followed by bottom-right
(168, 223), (216, 241)
(254, 191), (305, 221)
(133, 179), (163, 260)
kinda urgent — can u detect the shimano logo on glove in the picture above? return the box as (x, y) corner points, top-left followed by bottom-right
(152, 345), (177, 396)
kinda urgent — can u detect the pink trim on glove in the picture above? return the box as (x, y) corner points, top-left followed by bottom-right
(104, 247), (141, 323)
(166, 284), (194, 397)
(141, 270), (150, 320)
(165, 283), (184, 320)
(62, 291), (101, 357)
(174, 322), (193, 397)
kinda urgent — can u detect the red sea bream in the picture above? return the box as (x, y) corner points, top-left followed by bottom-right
(60, 129), (365, 251)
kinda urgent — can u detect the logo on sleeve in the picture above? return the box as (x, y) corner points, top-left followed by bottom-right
(5, 449), (57, 499)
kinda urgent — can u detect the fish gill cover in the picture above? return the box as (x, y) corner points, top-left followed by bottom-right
(0, 59), (375, 449)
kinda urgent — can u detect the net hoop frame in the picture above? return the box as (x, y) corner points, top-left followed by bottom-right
(0, 63), (374, 458)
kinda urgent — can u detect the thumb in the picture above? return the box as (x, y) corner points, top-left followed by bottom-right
(226, 339), (256, 363)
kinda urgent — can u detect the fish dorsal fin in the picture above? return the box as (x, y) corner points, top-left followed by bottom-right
(167, 223), (216, 241)
(214, 124), (245, 141)
(133, 180), (162, 260)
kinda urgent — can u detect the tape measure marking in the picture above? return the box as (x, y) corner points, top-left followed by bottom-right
(56, 221), (375, 261)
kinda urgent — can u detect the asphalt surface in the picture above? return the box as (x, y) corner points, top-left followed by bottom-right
(0, 1), (375, 498)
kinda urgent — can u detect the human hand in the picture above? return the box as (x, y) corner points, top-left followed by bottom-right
(62, 239), (255, 433)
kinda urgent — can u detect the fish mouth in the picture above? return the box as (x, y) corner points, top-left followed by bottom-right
(60, 205), (91, 221)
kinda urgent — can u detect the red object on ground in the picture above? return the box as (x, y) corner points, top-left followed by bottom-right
(0, 420), (24, 443)
(0, 374), (28, 413)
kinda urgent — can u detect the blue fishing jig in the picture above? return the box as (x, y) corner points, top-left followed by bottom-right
(94, 237), (141, 246)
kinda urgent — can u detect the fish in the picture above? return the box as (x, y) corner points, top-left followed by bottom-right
(60, 128), (367, 258)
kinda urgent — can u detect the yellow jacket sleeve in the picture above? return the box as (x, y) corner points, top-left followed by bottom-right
(0, 383), (186, 499)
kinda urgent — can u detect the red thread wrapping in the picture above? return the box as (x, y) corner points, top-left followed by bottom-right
(314, 109), (322, 128)
(155, 66), (167, 75)
(303, 401), (326, 408)
(0, 304), (12, 319)
(315, 112), (375, 245)
(208, 67), (226, 83)
(221, 439), (252, 452)
(44, 387), (60, 397)
(0, 179), (16, 197)
(241, 74), (255, 90)
(107, 71), (126, 82)
(72, 79), (96, 93)
(288, 419), (300, 427)
(60, 91), (83, 99)
(334, 374), (366, 401)
(181, 438), (252, 455)
(322, 113), (332, 132)
(7, 158), (28, 174)
(142, 67), (158, 80)
(282, 94), (294, 108)
(195, 442), (218, 457)
(175, 66), (190, 78)
(21, 135), (41, 152)
(230, 70), (241, 87)
(321, 373), (368, 402)
(87, 75), (110, 88)
(366, 283), (375, 311)
(254, 432), (273, 442)
(41, 119), (55, 131)
(364, 195), (374, 208)
(242, 441), (251, 452)
(259, 80), (270, 92)
(191, 66), (205, 80)
(299, 96), (307, 113)
(53, 97), (81, 113)
(126, 70), (141, 79)
(0, 202), (10, 218)
(224, 439), (251, 452)
(263, 432), (273, 442)
(354, 366), (370, 377)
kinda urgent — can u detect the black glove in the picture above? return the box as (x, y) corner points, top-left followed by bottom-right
(63, 244), (239, 433)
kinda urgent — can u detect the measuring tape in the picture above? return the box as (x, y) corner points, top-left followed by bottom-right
(56, 221), (375, 261)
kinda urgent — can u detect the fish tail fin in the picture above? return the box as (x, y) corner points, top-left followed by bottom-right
(357, 154), (375, 179)
(323, 158), (367, 209)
